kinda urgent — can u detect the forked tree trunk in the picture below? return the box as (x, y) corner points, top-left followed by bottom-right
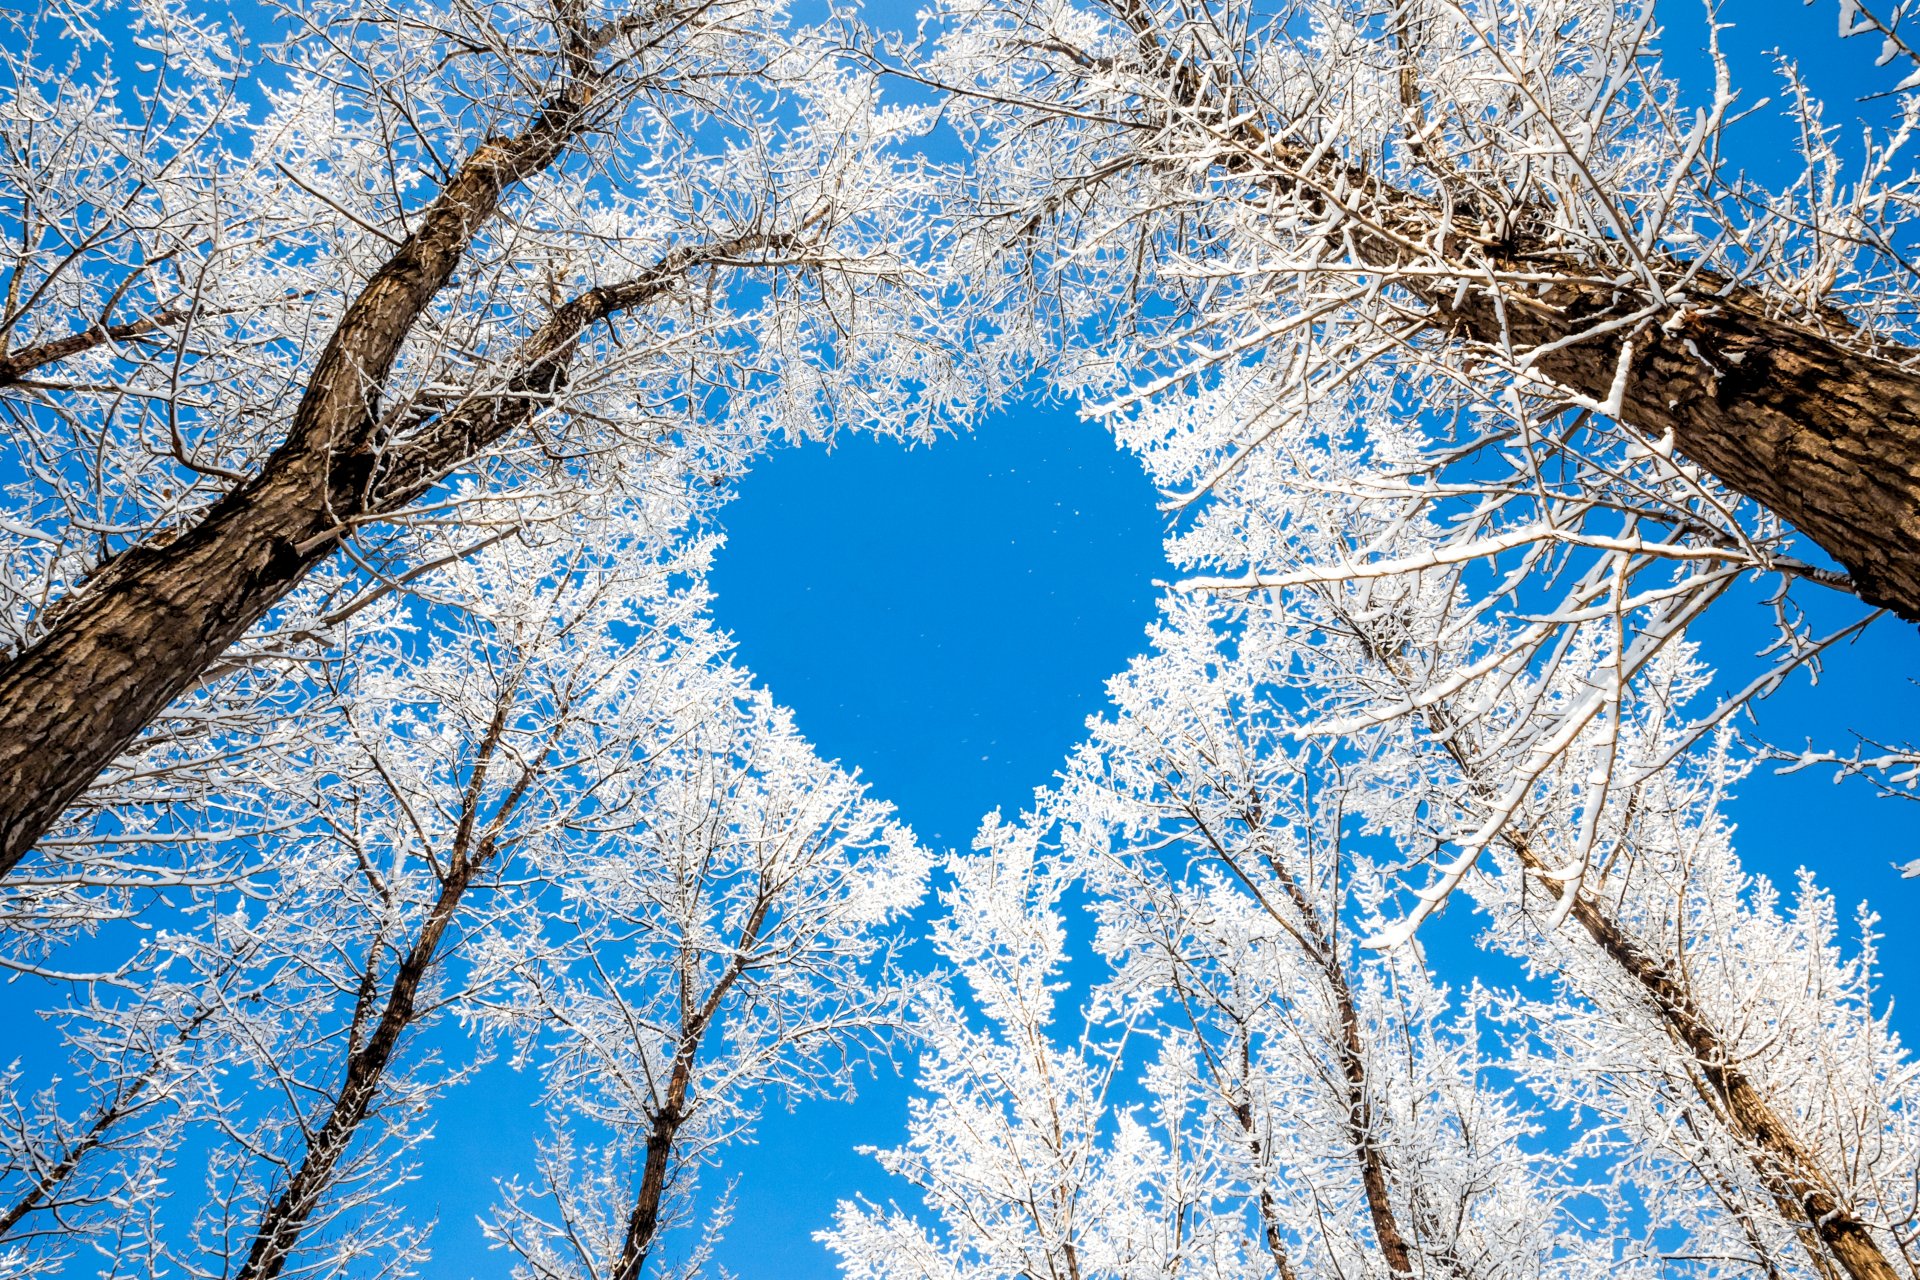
(609, 897), (768, 1280)
(1196, 812), (1423, 1278)
(0, 44), (791, 877)
(0, 80), (586, 872)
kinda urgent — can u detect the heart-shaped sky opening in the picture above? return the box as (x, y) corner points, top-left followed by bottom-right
(710, 404), (1171, 851)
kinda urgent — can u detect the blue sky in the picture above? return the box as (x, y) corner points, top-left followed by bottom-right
(11, 1), (1920, 1276)
(695, 402), (1920, 1280)
(681, 9), (1920, 1271)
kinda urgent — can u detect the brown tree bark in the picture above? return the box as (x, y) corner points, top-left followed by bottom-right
(1433, 273), (1920, 623)
(234, 857), (478, 1280)
(1091, 0), (1920, 621)
(0, 49), (783, 878)
(1274, 863), (1419, 1278)
(0, 46), (599, 875)
(1532, 856), (1905, 1280)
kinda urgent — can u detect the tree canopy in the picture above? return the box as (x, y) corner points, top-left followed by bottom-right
(3, 0), (1919, 1277)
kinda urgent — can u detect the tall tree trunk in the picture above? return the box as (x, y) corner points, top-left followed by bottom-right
(0, 63), (789, 876)
(1198, 810), (1421, 1277)
(1097, 0), (1920, 620)
(233, 692), (537, 1280)
(1277, 874), (1418, 1278)
(0, 90), (571, 869)
(0, 249), (728, 880)
(1511, 831), (1905, 1280)
(1432, 273), (1920, 623)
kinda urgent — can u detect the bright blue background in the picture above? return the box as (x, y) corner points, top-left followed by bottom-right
(11, 2), (1920, 1277)
(681, 7), (1920, 1271)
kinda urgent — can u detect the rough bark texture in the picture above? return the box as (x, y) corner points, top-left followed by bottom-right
(0, 62), (591, 874)
(1437, 275), (1920, 622)
(0, 47), (784, 879)
(1341, 161), (1920, 623)
(1104, 1), (1920, 621)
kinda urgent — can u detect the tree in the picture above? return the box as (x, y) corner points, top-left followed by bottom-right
(1057, 621), (1606, 1280)
(908, 0), (1920, 658)
(825, 781), (1628, 1280)
(825, 816), (1236, 1280)
(190, 525), (717, 1280)
(0, 940), (252, 1277)
(1111, 395), (1920, 1280)
(1, 504), (731, 1277)
(0, 0), (971, 871)
(480, 681), (929, 1280)
(832, 567), (1918, 1280)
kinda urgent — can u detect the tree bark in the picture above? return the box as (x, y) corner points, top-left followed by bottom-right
(1193, 802), (1420, 1278)
(1091, 1), (1920, 621)
(1434, 273), (1920, 623)
(1484, 780), (1904, 1280)
(0, 80), (781, 880)
(1274, 866), (1419, 1278)
(233, 691), (536, 1280)
(0, 54), (595, 871)
(611, 1054), (692, 1280)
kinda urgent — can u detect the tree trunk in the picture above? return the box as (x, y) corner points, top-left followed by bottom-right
(611, 1059), (692, 1280)
(1434, 273), (1920, 622)
(0, 214), (778, 880)
(1100, 2), (1920, 621)
(1287, 885), (1418, 1278)
(234, 858), (476, 1280)
(0, 64), (602, 875)
(0, 459), (348, 881)
(1522, 839), (1905, 1280)
(1332, 598), (1907, 1280)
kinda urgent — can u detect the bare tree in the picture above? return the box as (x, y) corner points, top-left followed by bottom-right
(180, 515), (729, 1280)
(481, 682), (929, 1280)
(907, 0), (1920, 666)
(0, 0), (965, 872)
